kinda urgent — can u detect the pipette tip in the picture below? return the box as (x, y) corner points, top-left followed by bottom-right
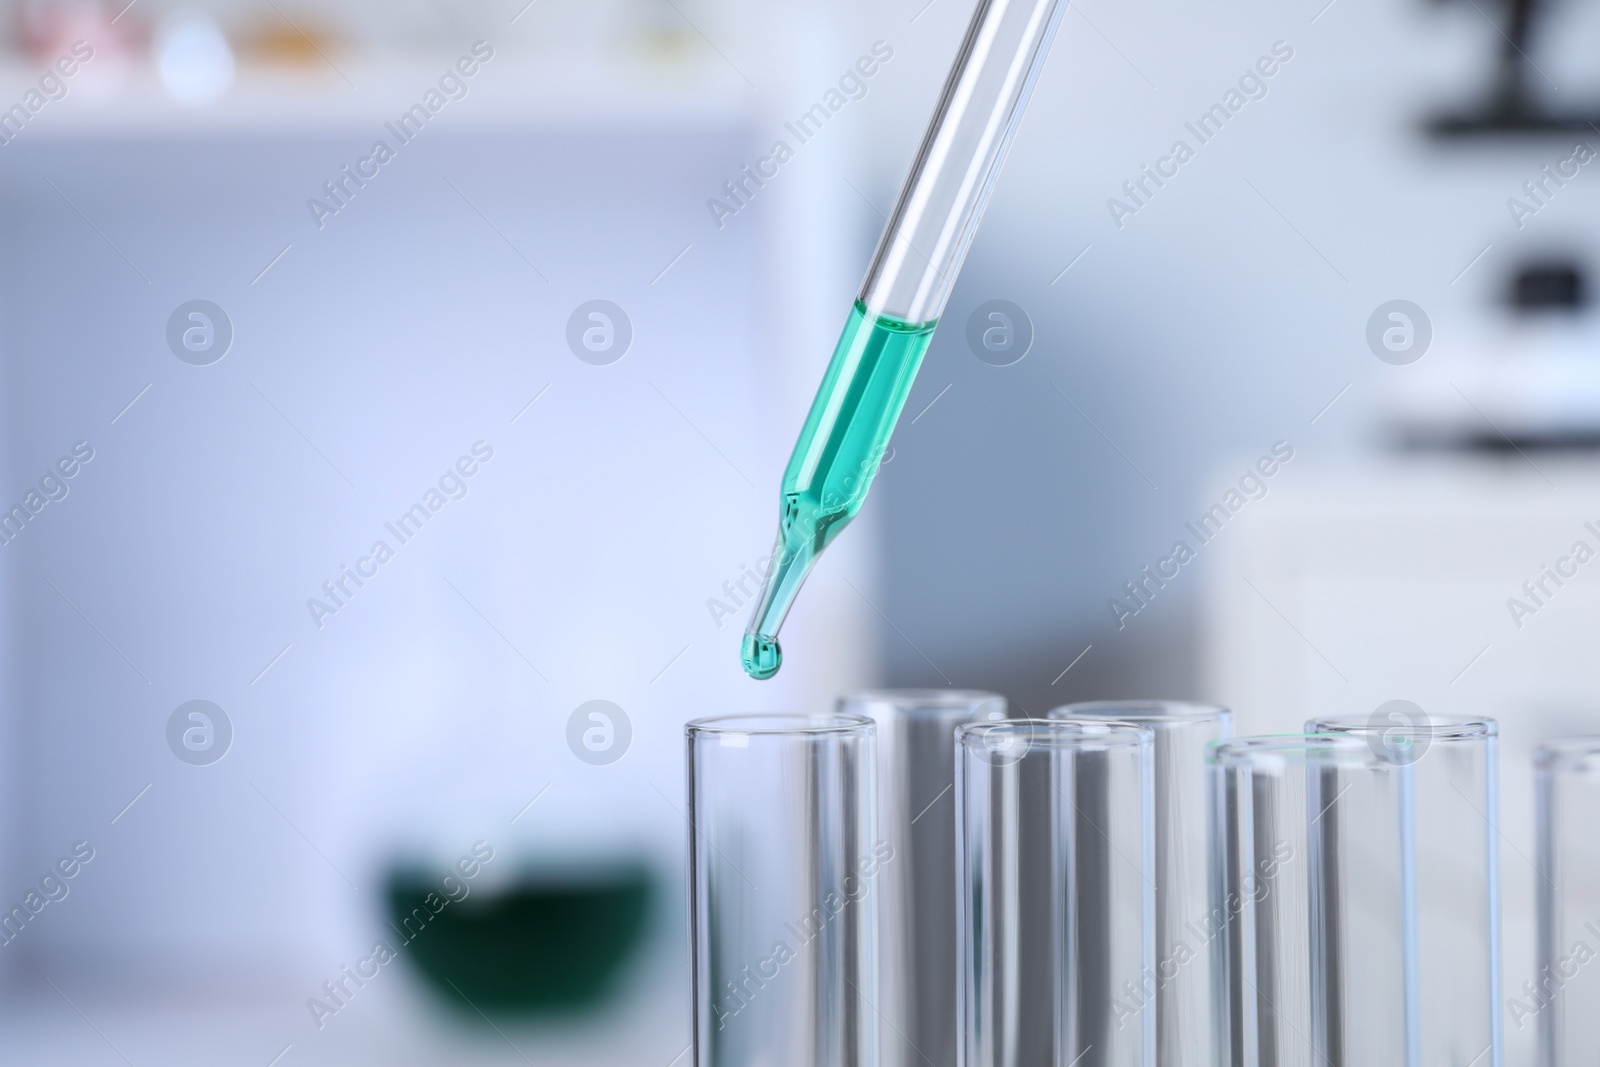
(741, 633), (782, 680)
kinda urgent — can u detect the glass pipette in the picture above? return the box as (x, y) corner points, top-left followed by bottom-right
(741, 0), (1070, 679)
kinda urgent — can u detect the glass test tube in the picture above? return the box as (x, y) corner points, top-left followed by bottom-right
(1534, 737), (1600, 1066)
(956, 719), (1154, 1067)
(841, 690), (1007, 1067)
(1054, 701), (1233, 1066)
(686, 714), (879, 1067)
(1309, 715), (1502, 1067)
(1209, 735), (1416, 1067)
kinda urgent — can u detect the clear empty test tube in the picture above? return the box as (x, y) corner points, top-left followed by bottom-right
(1054, 701), (1233, 1066)
(1535, 737), (1600, 1066)
(1209, 735), (1416, 1067)
(840, 690), (1007, 1067)
(686, 714), (880, 1067)
(956, 719), (1155, 1067)
(1309, 715), (1502, 1067)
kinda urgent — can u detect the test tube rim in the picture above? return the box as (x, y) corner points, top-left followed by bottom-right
(1535, 735), (1600, 772)
(1206, 732), (1393, 768)
(1307, 715), (1498, 741)
(956, 716), (1150, 751)
(840, 688), (1006, 715)
(685, 712), (875, 738)
(1050, 698), (1231, 727)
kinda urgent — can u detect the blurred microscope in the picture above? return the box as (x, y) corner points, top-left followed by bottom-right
(1429, 0), (1600, 134)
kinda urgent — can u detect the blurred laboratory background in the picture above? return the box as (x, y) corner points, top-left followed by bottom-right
(0, 0), (1595, 1061)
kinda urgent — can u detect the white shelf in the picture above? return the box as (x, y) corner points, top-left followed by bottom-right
(0, 50), (754, 137)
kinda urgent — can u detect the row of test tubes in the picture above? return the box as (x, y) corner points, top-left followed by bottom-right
(683, 694), (1600, 1066)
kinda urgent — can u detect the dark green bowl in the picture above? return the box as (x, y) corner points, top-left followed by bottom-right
(385, 861), (655, 1013)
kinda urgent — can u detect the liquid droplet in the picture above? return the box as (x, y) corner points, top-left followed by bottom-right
(741, 633), (781, 680)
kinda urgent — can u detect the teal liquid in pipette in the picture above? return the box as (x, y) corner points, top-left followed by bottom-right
(742, 300), (937, 680)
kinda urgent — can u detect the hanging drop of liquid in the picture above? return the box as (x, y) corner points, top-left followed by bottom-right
(741, 633), (782, 680)
(739, 302), (935, 681)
